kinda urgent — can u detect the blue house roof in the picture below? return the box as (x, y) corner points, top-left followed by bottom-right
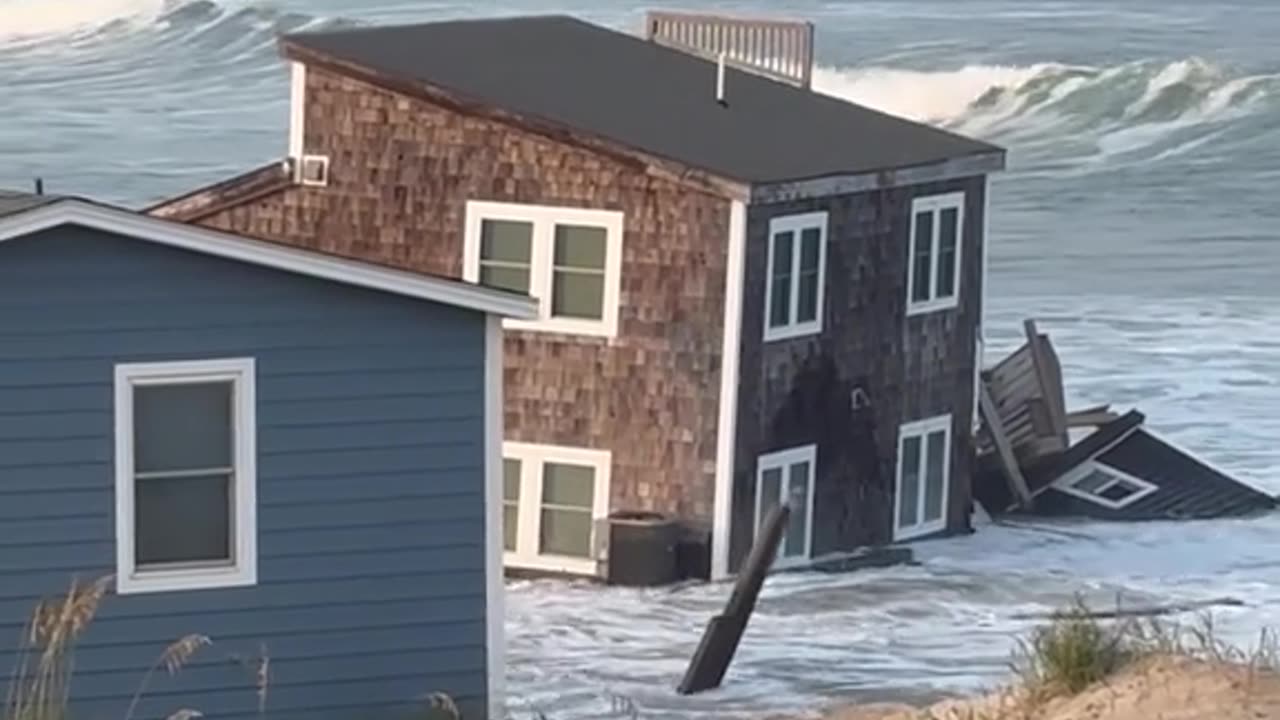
(0, 192), (539, 320)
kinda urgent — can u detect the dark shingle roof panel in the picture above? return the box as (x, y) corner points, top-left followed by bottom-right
(284, 15), (1002, 184)
(0, 190), (60, 219)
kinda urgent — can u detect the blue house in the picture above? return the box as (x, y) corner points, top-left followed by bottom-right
(0, 190), (535, 720)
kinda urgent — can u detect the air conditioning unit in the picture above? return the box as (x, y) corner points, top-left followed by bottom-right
(297, 154), (330, 187)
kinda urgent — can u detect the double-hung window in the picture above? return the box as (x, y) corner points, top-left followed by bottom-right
(114, 358), (257, 594)
(754, 444), (816, 567)
(764, 211), (828, 342)
(465, 201), (624, 338)
(894, 414), (952, 541)
(502, 443), (611, 575)
(907, 192), (965, 315)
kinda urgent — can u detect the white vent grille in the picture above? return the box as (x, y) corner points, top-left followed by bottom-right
(644, 10), (815, 89)
(298, 154), (329, 187)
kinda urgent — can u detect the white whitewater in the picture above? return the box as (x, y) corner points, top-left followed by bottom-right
(0, 0), (166, 41)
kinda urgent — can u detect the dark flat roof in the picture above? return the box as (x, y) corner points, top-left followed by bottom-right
(283, 15), (1003, 185)
(0, 190), (60, 219)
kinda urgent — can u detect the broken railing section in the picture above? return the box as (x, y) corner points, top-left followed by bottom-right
(977, 319), (1068, 511)
(677, 503), (789, 695)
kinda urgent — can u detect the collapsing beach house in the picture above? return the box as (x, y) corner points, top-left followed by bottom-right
(148, 10), (1008, 582)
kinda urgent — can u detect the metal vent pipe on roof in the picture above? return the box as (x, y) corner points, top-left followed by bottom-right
(716, 52), (727, 105)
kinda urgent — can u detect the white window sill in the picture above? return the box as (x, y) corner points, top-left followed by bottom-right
(893, 519), (946, 543)
(504, 552), (599, 577)
(906, 297), (960, 317)
(502, 315), (616, 339)
(763, 320), (822, 343)
(771, 554), (813, 570)
(117, 564), (257, 595)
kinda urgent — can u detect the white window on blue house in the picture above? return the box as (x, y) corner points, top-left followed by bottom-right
(764, 211), (828, 342)
(907, 192), (965, 316)
(894, 414), (952, 541)
(113, 358), (257, 594)
(502, 442), (611, 576)
(464, 201), (624, 339)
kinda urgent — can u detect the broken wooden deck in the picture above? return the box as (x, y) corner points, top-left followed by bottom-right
(974, 320), (1276, 521)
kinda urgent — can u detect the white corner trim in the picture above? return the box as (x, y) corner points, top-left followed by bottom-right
(483, 316), (506, 719)
(288, 61), (307, 164)
(893, 413), (953, 543)
(0, 201), (537, 320)
(905, 191), (965, 318)
(462, 200), (625, 339)
(113, 357), (257, 595)
(754, 443), (817, 570)
(979, 176), (990, 347)
(711, 199), (746, 581)
(1051, 460), (1159, 510)
(502, 441), (612, 577)
(762, 210), (828, 343)
(974, 177), (990, 432)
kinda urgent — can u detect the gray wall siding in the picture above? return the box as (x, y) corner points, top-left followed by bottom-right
(729, 176), (986, 572)
(0, 227), (491, 720)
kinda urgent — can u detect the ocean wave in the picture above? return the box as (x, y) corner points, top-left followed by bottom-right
(0, 0), (330, 51)
(0, 0), (168, 43)
(813, 57), (1276, 165)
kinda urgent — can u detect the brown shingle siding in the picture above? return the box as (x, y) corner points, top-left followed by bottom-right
(193, 65), (731, 527)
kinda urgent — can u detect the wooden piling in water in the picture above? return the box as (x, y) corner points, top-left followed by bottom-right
(677, 503), (789, 695)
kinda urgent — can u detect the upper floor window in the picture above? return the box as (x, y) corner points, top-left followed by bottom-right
(114, 358), (257, 594)
(764, 211), (828, 342)
(907, 192), (965, 316)
(464, 201), (623, 338)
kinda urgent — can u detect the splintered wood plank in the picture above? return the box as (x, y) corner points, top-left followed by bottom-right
(979, 380), (1034, 510)
(1066, 407), (1120, 427)
(1023, 319), (1069, 452)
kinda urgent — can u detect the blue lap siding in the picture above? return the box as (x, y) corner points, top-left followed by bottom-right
(0, 227), (491, 720)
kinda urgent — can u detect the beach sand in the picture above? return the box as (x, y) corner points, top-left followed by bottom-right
(815, 655), (1280, 720)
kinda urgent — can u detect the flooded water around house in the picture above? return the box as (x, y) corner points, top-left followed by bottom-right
(505, 297), (1280, 719)
(2, 0), (1278, 717)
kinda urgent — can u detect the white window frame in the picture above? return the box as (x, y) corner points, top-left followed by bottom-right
(502, 442), (611, 576)
(113, 357), (257, 595)
(894, 414), (953, 542)
(463, 200), (624, 339)
(906, 192), (965, 316)
(754, 444), (817, 569)
(763, 211), (828, 342)
(1052, 460), (1158, 510)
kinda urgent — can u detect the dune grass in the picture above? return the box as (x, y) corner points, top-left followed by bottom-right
(1009, 595), (1279, 705)
(2, 574), (255, 720)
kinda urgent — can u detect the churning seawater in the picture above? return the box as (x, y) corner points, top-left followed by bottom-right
(1, 0), (1278, 717)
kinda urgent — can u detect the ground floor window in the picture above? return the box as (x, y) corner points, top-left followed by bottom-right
(502, 442), (611, 575)
(1054, 461), (1157, 509)
(755, 444), (816, 567)
(113, 357), (257, 594)
(895, 414), (952, 541)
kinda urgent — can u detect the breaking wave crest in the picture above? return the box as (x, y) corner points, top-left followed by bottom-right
(0, 0), (167, 42)
(0, 0), (334, 51)
(813, 58), (1276, 166)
